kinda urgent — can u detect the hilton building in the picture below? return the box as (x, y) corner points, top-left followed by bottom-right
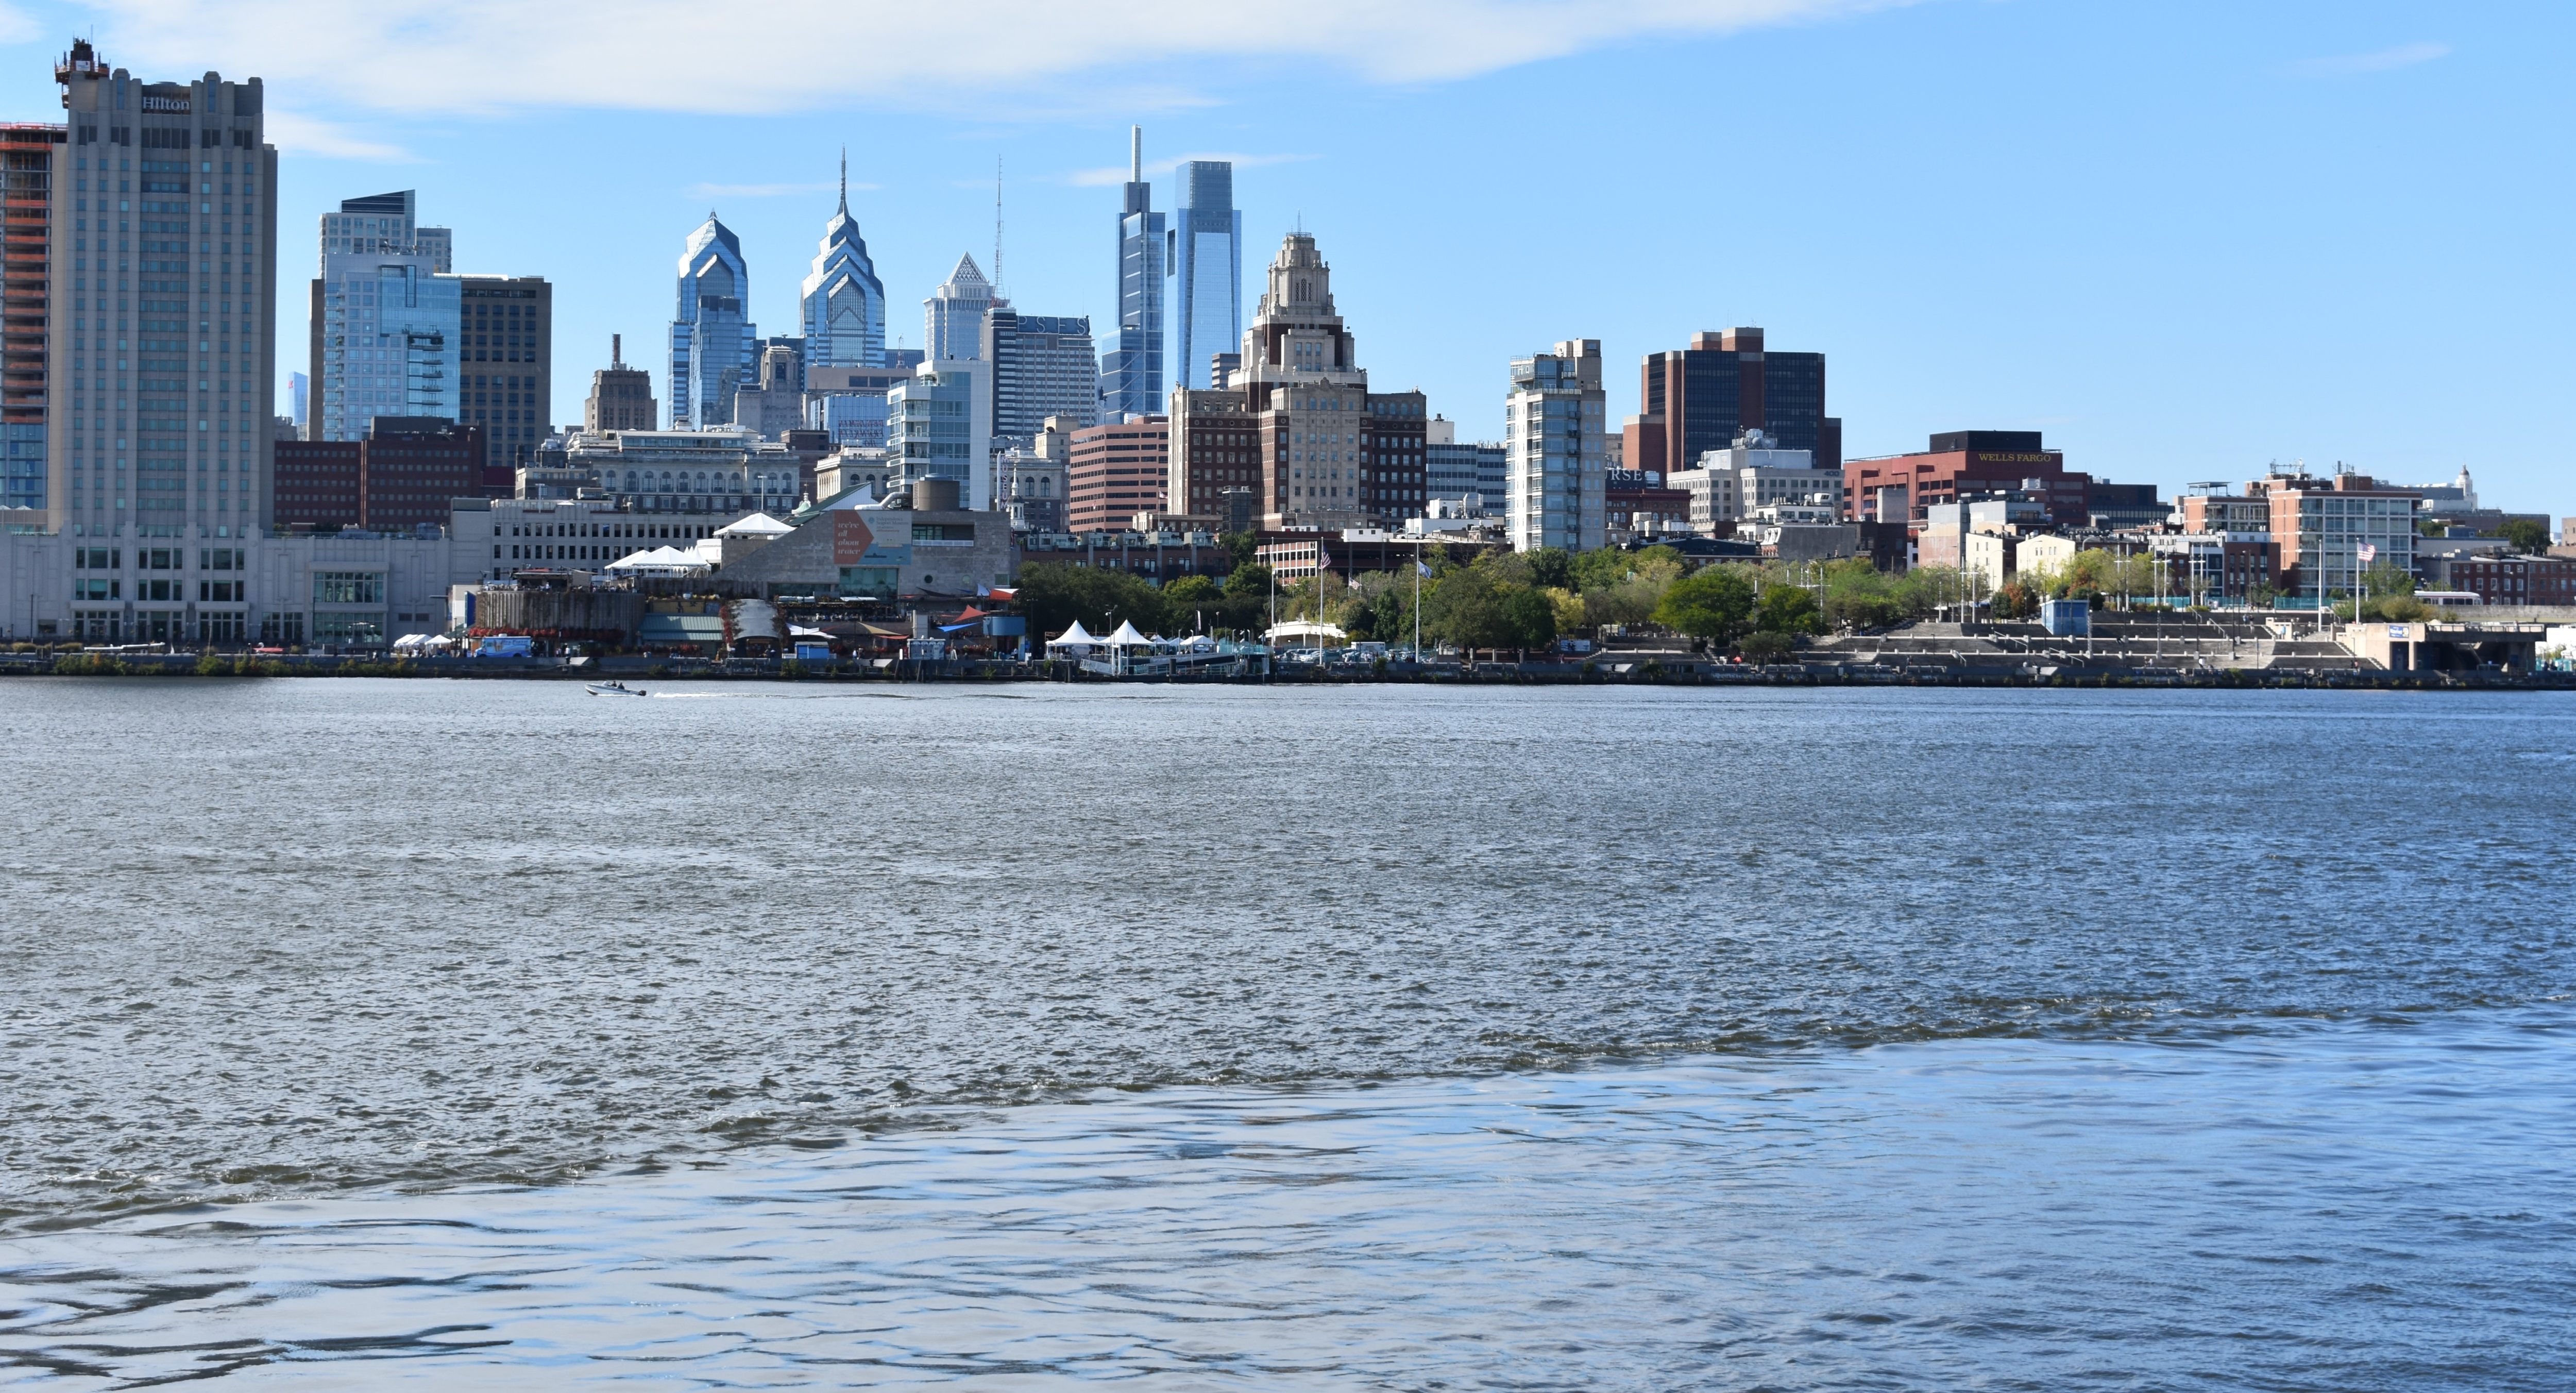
(44, 40), (278, 541)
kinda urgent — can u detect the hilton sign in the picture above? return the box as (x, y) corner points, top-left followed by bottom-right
(140, 95), (191, 114)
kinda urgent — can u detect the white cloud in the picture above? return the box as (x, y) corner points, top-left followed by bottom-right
(76, 0), (1913, 116)
(1065, 152), (1316, 187)
(261, 109), (413, 161)
(2290, 41), (2450, 78)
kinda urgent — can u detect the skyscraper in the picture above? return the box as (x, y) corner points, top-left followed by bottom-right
(670, 212), (753, 429)
(312, 246), (456, 441)
(985, 309), (1098, 444)
(1105, 127), (1164, 419)
(1166, 231), (1426, 532)
(310, 190), (458, 444)
(1505, 340), (1607, 553)
(48, 42), (278, 537)
(1168, 159), (1241, 394)
(799, 154), (885, 370)
(1627, 328), (1839, 475)
(584, 334), (657, 432)
(922, 254), (1001, 363)
(2, 120), (57, 516)
(455, 275), (550, 473)
(317, 190), (447, 272)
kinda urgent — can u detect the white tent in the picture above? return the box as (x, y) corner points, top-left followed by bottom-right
(1104, 620), (1153, 649)
(1047, 619), (1103, 658)
(607, 545), (710, 577)
(716, 512), (793, 538)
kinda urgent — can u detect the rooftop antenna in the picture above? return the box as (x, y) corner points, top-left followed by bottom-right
(1130, 125), (1142, 183)
(992, 156), (1004, 296)
(611, 332), (622, 368)
(838, 146), (849, 216)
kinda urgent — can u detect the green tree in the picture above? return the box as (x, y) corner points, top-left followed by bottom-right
(1163, 574), (1219, 604)
(1738, 630), (1797, 663)
(1016, 562), (1167, 639)
(1991, 578), (2042, 621)
(1651, 565), (1758, 644)
(1754, 583), (1822, 635)
(2500, 517), (2551, 555)
(1426, 568), (1515, 655)
(1222, 561), (1272, 600)
(1221, 530), (1261, 571)
(1525, 547), (1572, 590)
(1501, 586), (1558, 652)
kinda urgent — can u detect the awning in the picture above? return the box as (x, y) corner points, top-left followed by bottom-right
(638, 615), (725, 643)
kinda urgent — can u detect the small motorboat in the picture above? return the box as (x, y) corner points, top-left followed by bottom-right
(585, 681), (648, 697)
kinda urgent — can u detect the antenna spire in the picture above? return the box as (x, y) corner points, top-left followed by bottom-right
(993, 156), (1004, 296)
(1130, 125), (1141, 183)
(837, 147), (848, 215)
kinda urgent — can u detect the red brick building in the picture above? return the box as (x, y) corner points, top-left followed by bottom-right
(1605, 469), (1690, 541)
(273, 440), (362, 529)
(2437, 554), (2576, 607)
(360, 417), (488, 532)
(1844, 430), (2088, 525)
(1067, 415), (1167, 532)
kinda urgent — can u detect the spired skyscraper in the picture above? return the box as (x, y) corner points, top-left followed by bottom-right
(1168, 159), (1240, 394)
(669, 212), (753, 428)
(799, 154), (885, 370)
(1104, 127), (1163, 419)
(922, 253), (1001, 362)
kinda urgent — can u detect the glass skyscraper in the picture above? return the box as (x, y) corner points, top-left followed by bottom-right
(1105, 127), (1164, 419)
(670, 213), (753, 429)
(799, 157), (885, 370)
(315, 253), (457, 441)
(1170, 160), (1241, 393)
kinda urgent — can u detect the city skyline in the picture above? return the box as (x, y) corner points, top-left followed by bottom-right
(0, 1), (2563, 517)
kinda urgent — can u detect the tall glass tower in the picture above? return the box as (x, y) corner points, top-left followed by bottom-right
(670, 213), (753, 428)
(1105, 127), (1164, 418)
(1170, 160), (1241, 393)
(800, 154), (886, 370)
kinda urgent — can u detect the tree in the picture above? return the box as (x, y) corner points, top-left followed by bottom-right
(1992, 579), (2041, 621)
(1738, 630), (1796, 663)
(1221, 530), (1261, 571)
(1426, 568), (1514, 656)
(1525, 547), (1572, 590)
(1544, 586), (1586, 636)
(1161, 574), (1220, 632)
(1016, 562), (1166, 639)
(2501, 517), (2551, 555)
(1222, 562), (1272, 599)
(1501, 586), (1558, 652)
(1754, 583), (1822, 635)
(1652, 565), (1758, 644)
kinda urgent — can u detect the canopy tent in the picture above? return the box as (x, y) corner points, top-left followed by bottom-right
(715, 512), (794, 538)
(607, 545), (709, 576)
(1103, 620), (1154, 648)
(1046, 619), (1103, 658)
(787, 624), (835, 640)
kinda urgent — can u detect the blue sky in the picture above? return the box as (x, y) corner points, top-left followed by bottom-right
(2, 0), (2567, 516)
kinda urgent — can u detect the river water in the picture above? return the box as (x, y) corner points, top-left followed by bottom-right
(2, 681), (2570, 1387)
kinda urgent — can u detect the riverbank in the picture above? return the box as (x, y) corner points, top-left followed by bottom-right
(4, 648), (2570, 689)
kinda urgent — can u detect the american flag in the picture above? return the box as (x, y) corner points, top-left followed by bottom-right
(2357, 543), (2378, 564)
